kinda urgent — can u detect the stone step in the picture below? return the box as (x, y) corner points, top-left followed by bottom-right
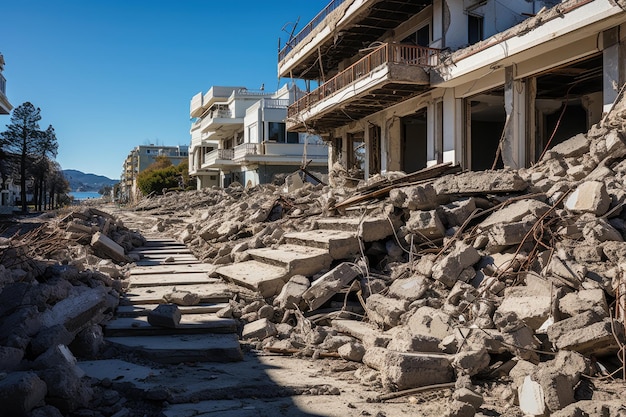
(116, 303), (229, 317)
(216, 260), (288, 298)
(315, 217), (396, 242)
(142, 240), (186, 247)
(130, 247), (193, 255)
(104, 314), (238, 336)
(246, 244), (332, 276)
(135, 258), (201, 266)
(130, 264), (216, 275)
(125, 272), (218, 288)
(121, 283), (233, 305)
(104, 334), (243, 363)
(283, 230), (360, 260)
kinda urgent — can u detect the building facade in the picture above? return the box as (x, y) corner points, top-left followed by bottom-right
(0, 53), (15, 213)
(120, 145), (189, 202)
(189, 85), (328, 189)
(280, 0), (626, 179)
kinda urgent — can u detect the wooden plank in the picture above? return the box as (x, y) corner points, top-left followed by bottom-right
(104, 314), (238, 336)
(120, 283), (233, 305)
(116, 303), (229, 317)
(126, 272), (218, 288)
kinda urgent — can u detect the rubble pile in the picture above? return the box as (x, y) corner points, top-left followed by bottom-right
(0, 207), (145, 416)
(135, 108), (626, 415)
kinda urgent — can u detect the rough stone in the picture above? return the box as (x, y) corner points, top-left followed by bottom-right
(551, 317), (624, 356)
(274, 274), (310, 310)
(496, 287), (551, 330)
(445, 400), (475, 417)
(91, 232), (128, 263)
(389, 183), (438, 210)
(442, 198), (476, 227)
(337, 342), (365, 362)
(242, 318), (277, 340)
(487, 220), (533, 247)
(479, 199), (550, 230)
(559, 288), (608, 318)
(433, 170), (527, 195)
(407, 306), (453, 341)
(0, 371), (47, 415)
(147, 304), (181, 328)
(431, 242), (480, 288)
(0, 345), (24, 372)
(40, 286), (108, 334)
(39, 365), (93, 413)
(406, 209), (446, 240)
(30, 324), (74, 356)
(388, 275), (428, 301)
(164, 290), (201, 306)
(387, 329), (441, 353)
(381, 350), (454, 391)
(549, 133), (590, 158)
(365, 294), (409, 328)
(453, 387), (484, 409)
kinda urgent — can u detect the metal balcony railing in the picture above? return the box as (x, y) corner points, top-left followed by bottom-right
(278, 0), (347, 62)
(0, 74), (5, 95)
(288, 43), (440, 118)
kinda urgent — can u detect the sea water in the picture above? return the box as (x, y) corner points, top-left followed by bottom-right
(69, 191), (102, 200)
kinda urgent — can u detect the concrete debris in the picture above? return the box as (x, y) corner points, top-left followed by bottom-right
(4, 104), (626, 415)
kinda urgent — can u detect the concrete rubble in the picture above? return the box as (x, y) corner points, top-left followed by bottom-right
(2, 107), (626, 415)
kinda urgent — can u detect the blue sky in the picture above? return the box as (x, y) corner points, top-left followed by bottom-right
(2, 1), (327, 179)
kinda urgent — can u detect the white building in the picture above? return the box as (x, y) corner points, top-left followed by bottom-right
(280, 0), (625, 178)
(189, 85), (328, 188)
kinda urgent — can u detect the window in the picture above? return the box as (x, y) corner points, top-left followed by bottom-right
(268, 122), (286, 142)
(468, 14), (484, 44)
(402, 24), (430, 47)
(287, 132), (299, 144)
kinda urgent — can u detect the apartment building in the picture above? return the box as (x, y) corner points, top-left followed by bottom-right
(120, 145), (189, 202)
(0, 53), (15, 213)
(279, 0), (626, 179)
(189, 85), (328, 189)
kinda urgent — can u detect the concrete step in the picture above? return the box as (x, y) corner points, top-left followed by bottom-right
(216, 260), (288, 298)
(104, 314), (238, 336)
(121, 283), (233, 305)
(135, 258), (201, 266)
(125, 272), (219, 288)
(116, 303), (229, 317)
(283, 230), (360, 260)
(104, 334), (243, 363)
(130, 247), (193, 256)
(130, 264), (216, 275)
(142, 239), (186, 247)
(315, 217), (396, 242)
(246, 244), (331, 276)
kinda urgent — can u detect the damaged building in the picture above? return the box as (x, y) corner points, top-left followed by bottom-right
(279, 0), (626, 178)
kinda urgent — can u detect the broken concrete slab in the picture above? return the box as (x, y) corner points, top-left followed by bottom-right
(242, 318), (277, 340)
(91, 232), (128, 263)
(548, 133), (590, 158)
(565, 181), (611, 216)
(126, 272), (219, 288)
(283, 230), (359, 260)
(216, 260), (288, 298)
(332, 319), (390, 348)
(478, 199), (551, 230)
(316, 216), (397, 242)
(549, 317), (624, 356)
(387, 275), (428, 301)
(365, 294), (409, 328)
(273, 274), (310, 310)
(120, 283), (232, 305)
(247, 244), (332, 276)
(40, 286), (108, 334)
(104, 314), (238, 336)
(496, 287), (552, 330)
(433, 170), (528, 195)
(302, 263), (360, 310)
(389, 183), (438, 210)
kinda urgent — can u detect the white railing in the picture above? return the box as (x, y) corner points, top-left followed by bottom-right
(260, 98), (289, 109)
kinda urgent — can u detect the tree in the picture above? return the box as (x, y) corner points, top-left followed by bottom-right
(0, 102), (45, 212)
(46, 162), (70, 209)
(33, 125), (58, 210)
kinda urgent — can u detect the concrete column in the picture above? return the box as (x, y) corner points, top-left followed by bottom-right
(386, 116), (402, 172)
(442, 89), (461, 166)
(503, 66), (526, 169)
(364, 127), (371, 179)
(603, 26), (626, 113)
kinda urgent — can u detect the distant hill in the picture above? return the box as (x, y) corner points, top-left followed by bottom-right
(62, 169), (118, 192)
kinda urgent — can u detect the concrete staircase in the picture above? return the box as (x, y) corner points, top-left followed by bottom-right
(104, 238), (243, 364)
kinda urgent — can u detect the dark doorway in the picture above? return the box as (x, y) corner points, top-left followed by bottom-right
(468, 91), (505, 171)
(401, 110), (428, 174)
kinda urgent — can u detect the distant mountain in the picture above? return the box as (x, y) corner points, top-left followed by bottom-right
(62, 169), (118, 192)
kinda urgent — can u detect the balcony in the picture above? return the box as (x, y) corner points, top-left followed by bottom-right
(232, 142), (328, 165)
(201, 148), (235, 169)
(287, 43), (439, 131)
(278, 0), (432, 79)
(200, 107), (243, 136)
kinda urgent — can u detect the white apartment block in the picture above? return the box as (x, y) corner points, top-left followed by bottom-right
(189, 85), (328, 189)
(279, 0), (626, 178)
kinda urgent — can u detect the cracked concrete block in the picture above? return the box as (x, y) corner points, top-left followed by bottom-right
(387, 329), (441, 353)
(30, 325), (74, 356)
(164, 290), (201, 306)
(389, 183), (438, 210)
(337, 342), (365, 362)
(552, 317), (624, 356)
(559, 288), (608, 318)
(39, 365), (93, 413)
(382, 350), (454, 391)
(40, 286), (107, 334)
(452, 348), (490, 377)
(442, 198), (476, 227)
(497, 288), (551, 330)
(432, 242), (481, 288)
(302, 263), (360, 311)
(453, 387), (483, 409)
(147, 304), (181, 328)
(0, 372), (47, 415)
(242, 318), (277, 340)
(407, 306), (453, 342)
(365, 294), (409, 328)
(487, 220), (533, 247)
(433, 170), (528, 195)
(565, 181), (611, 216)
(274, 275), (310, 310)
(479, 199), (550, 230)
(549, 133), (589, 158)
(91, 232), (128, 263)
(406, 209), (445, 239)
(534, 368), (575, 413)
